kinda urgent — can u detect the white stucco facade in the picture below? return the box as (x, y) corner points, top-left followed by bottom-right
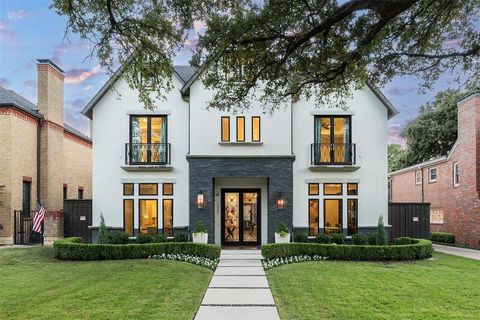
(85, 65), (395, 243)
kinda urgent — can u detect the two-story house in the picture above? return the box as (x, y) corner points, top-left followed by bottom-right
(82, 65), (397, 245)
(390, 93), (480, 248)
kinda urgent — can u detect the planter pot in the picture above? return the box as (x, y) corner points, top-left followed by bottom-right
(192, 232), (208, 244)
(275, 233), (291, 244)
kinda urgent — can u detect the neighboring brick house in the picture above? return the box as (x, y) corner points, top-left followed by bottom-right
(0, 59), (92, 245)
(390, 92), (480, 248)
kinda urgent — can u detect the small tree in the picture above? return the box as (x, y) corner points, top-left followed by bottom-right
(194, 220), (207, 234)
(375, 215), (388, 245)
(97, 213), (109, 244)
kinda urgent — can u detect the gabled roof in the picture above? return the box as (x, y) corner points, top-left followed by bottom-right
(82, 65), (196, 119)
(0, 86), (91, 142)
(82, 63), (398, 120)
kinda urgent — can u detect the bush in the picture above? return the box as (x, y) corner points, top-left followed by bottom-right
(367, 233), (377, 245)
(276, 222), (289, 237)
(331, 233), (345, 244)
(294, 232), (309, 243)
(151, 234), (167, 243)
(352, 233), (367, 245)
(315, 234), (331, 244)
(376, 215), (387, 245)
(194, 220), (207, 234)
(395, 237), (414, 245)
(97, 213), (109, 244)
(173, 233), (187, 242)
(136, 233), (153, 243)
(107, 232), (129, 244)
(430, 232), (455, 244)
(261, 238), (433, 261)
(54, 237), (221, 261)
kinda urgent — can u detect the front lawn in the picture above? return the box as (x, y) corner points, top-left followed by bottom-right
(267, 252), (480, 320)
(0, 246), (212, 320)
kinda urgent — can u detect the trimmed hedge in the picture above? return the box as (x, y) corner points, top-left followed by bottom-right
(261, 238), (433, 261)
(430, 232), (455, 244)
(54, 237), (221, 261)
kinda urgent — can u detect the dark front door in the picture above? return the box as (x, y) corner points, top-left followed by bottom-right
(221, 189), (261, 246)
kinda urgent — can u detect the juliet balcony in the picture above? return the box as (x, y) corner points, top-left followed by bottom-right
(310, 143), (359, 171)
(122, 143), (172, 171)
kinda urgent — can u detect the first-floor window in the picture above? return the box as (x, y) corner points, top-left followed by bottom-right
(430, 208), (444, 224)
(163, 199), (173, 236)
(324, 199), (342, 234)
(78, 188), (84, 199)
(308, 199), (319, 236)
(347, 199), (358, 235)
(139, 199), (158, 234)
(124, 199), (134, 236)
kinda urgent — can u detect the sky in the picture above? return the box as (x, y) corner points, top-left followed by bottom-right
(0, 0), (467, 144)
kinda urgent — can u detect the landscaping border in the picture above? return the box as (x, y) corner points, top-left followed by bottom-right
(54, 237), (221, 261)
(261, 238), (433, 261)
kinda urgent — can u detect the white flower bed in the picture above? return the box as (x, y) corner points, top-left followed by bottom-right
(262, 255), (327, 270)
(149, 253), (219, 270)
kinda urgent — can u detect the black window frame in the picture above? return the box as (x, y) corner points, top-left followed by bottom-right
(22, 180), (31, 215)
(324, 183), (343, 195)
(323, 198), (343, 234)
(236, 116), (245, 142)
(123, 199), (134, 236)
(347, 183), (358, 195)
(162, 183), (174, 196)
(123, 183), (134, 196)
(139, 183), (158, 195)
(313, 115), (353, 165)
(63, 185), (68, 200)
(162, 199), (174, 236)
(308, 199), (319, 236)
(78, 188), (84, 200)
(251, 116), (261, 142)
(308, 183), (319, 195)
(221, 116), (230, 142)
(138, 199), (158, 235)
(347, 199), (358, 236)
(129, 115), (168, 165)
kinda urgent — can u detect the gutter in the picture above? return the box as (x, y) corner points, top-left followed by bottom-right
(36, 117), (44, 201)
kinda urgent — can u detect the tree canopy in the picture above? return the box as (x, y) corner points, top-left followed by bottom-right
(387, 144), (406, 173)
(52, 0), (480, 111)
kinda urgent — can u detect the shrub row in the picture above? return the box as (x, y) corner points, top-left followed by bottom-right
(54, 237), (221, 261)
(430, 232), (455, 244)
(261, 238), (433, 261)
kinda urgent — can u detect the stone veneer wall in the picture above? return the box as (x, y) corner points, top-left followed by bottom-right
(188, 156), (294, 244)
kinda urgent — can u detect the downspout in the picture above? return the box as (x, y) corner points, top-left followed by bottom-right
(36, 117), (43, 201)
(421, 167), (424, 203)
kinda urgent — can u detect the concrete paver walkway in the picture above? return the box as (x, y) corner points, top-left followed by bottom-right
(195, 249), (280, 320)
(433, 244), (480, 260)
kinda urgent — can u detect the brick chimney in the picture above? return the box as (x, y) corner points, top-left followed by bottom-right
(37, 59), (65, 243)
(37, 59), (64, 124)
(456, 92), (480, 196)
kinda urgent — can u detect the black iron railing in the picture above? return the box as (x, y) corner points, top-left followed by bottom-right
(311, 143), (356, 165)
(125, 143), (171, 165)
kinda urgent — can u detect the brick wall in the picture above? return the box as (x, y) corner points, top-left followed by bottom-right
(63, 134), (92, 200)
(390, 93), (480, 248)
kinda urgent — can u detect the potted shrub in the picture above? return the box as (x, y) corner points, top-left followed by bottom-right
(192, 220), (208, 244)
(275, 221), (291, 243)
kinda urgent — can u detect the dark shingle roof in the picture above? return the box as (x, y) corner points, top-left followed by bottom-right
(0, 86), (91, 142)
(174, 66), (196, 84)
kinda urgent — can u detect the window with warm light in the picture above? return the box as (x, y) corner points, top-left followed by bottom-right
(347, 199), (358, 235)
(139, 199), (158, 234)
(162, 183), (173, 196)
(130, 115), (167, 164)
(324, 183), (342, 195)
(221, 117), (230, 142)
(347, 183), (358, 195)
(308, 183), (319, 195)
(252, 116), (261, 142)
(123, 183), (134, 195)
(163, 199), (173, 236)
(309, 199), (319, 236)
(124, 199), (134, 236)
(236, 116), (245, 142)
(139, 183), (158, 195)
(324, 199), (342, 234)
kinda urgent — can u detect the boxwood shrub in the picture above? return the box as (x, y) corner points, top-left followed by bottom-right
(261, 238), (433, 261)
(54, 237), (221, 261)
(430, 232), (455, 244)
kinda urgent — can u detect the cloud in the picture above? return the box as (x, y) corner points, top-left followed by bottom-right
(24, 79), (36, 90)
(386, 86), (415, 96)
(8, 10), (27, 21)
(442, 37), (463, 48)
(0, 78), (10, 87)
(0, 20), (16, 40)
(65, 65), (102, 84)
(387, 122), (406, 147)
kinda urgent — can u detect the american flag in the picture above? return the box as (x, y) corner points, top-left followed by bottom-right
(32, 201), (46, 233)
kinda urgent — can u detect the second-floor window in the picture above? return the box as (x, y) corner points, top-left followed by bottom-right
(453, 162), (459, 186)
(415, 171), (422, 185)
(313, 115), (352, 164)
(130, 115), (167, 164)
(221, 116), (230, 142)
(236, 116), (245, 142)
(429, 167), (437, 183)
(252, 116), (261, 142)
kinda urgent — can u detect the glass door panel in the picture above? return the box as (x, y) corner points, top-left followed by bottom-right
(324, 199), (342, 234)
(314, 117), (332, 163)
(131, 116), (149, 163)
(333, 117), (350, 163)
(242, 193), (258, 242)
(224, 192), (240, 243)
(139, 199), (158, 235)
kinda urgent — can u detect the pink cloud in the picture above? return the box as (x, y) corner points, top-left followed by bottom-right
(0, 20), (16, 40)
(65, 65), (102, 84)
(7, 10), (27, 21)
(388, 122), (406, 147)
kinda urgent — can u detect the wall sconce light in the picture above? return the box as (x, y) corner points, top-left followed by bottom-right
(196, 191), (205, 209)
(276, 191), (285, 209)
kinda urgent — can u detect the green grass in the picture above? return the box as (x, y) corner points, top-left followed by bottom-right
(267, 253), (480, 320)
(0, 246), (213, 320)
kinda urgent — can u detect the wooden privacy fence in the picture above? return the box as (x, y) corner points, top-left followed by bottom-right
(388, 203), (430, 240)
(64, 199), (92, 243)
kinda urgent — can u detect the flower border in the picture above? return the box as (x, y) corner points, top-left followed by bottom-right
(150, 253), (219, 270)
(262, 255), (327, 270)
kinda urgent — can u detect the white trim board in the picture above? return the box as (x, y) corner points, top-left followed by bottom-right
(120, 178), (177, 183)
(305, 178), (360, 183)
(310, 110), (355, 116)
(126, 109), (171, 115)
